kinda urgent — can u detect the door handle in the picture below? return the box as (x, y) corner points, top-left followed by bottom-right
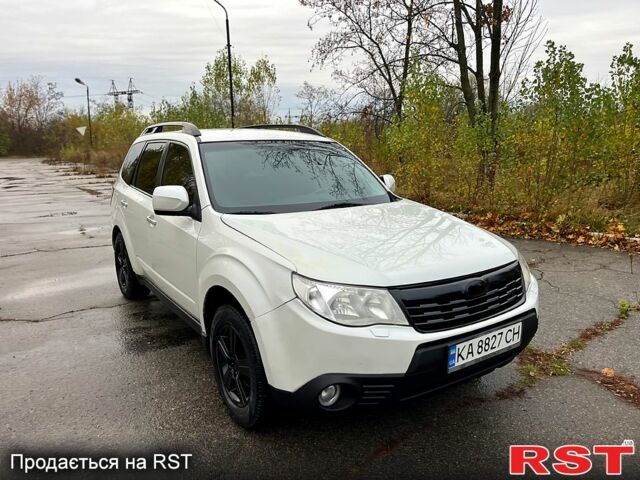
(120, 200), (128, 208)
(146, 215), (157, 226)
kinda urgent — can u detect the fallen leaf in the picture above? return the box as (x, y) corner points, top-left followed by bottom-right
(601, 367), (615, 378)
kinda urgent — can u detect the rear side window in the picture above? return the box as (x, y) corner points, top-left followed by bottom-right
(161, 143), (197, 205)
(134, 142), (165, 195)
(120, 142), (144, 184)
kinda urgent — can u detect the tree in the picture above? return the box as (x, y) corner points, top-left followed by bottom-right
(247, 57), (280, 124)
(152, 50), (280, 127)
(429, 1), (543, 123)
(296, 82), (336, 127)
(426, 0), (544, 188)
(0, 76), (63, 154)
(514, 41), (613, 212)
(200, 51), (280, 125)
(0, 105), (9, 156)
(610, 43), (640, 111)
(0, 123), (9, 157)
(608, 43), (640, 200)
(300, 0), (437, 121)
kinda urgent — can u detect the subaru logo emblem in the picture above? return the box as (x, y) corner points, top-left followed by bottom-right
(465, 279), (488, 298)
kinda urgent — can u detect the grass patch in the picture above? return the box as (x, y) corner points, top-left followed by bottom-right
(496, 347), (571, 399)
(497, 300), (638, 400)
(565, 338), (587, 352)
(619, 299), (640, 319)
(520, 347), (572, 378)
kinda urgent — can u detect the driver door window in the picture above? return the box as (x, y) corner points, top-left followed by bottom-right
(161, 143), (197, 207)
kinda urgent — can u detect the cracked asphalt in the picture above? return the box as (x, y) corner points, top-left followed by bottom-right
(1, 157), (639, 479)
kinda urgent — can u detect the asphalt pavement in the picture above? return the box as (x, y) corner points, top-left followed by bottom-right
(1, 157), (639, 479)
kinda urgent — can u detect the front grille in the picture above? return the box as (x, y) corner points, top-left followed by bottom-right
(390, 261), (525, 333)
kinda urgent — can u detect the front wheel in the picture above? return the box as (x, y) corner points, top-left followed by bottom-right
(113, 233), (149, 300)
(210, 305), (270, 429)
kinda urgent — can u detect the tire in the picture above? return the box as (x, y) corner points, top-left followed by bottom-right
(113, 233), (149, 300)
(210, 305), (270, 429)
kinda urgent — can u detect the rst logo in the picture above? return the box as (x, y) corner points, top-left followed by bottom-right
(509, 441), (635, 476)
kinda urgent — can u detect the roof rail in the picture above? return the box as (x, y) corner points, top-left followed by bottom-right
(239, 124), (325, 137)
(141, 122), (201, 137)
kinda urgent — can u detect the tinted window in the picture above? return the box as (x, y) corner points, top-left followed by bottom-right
(161, 143), (197, 205)
(134, 143), (165, 195)
(121, 142), (144, 184)
(199, 141), (390, 214)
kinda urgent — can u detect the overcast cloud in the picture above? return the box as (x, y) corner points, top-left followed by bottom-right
(1, 0), (639, 115)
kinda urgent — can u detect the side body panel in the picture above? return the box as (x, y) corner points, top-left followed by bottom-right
(145, 215), (202, 317)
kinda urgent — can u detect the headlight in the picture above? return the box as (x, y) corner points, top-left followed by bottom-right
(517, 251), (532, 292)
(292, 273), (409, 327)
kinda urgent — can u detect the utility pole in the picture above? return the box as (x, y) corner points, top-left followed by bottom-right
(107, 78), (141, 109)
(126, 78), (141, 109)
(74, 78), (93, 148)
(108, 80), (120, 106)
(214, 0), (235, 128)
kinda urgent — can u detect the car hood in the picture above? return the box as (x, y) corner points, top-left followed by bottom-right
(221, 199), (516, 287)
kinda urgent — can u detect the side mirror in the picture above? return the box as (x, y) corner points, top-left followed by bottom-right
(152, 185), (189, 215)
(381, 174), (396, 193)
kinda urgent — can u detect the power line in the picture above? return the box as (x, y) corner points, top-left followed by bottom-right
(201, 0), (225, 37)
(140, 92), (159, 101)
(64, 93), (107, 98)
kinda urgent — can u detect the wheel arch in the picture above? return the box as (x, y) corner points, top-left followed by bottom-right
(111, 221), (144, 275)
(198, 251), (294, 324)
(203, 285), (249, 354)
(111, 225), (122, 246)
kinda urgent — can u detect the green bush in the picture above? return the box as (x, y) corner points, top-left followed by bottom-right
(377, 41), (640, 234)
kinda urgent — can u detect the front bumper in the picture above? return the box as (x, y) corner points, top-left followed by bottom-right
(270, 309), (537, 410)
(252, 275), (538, 405)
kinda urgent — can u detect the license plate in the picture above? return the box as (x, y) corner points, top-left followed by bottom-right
(447, 322), (522, 372)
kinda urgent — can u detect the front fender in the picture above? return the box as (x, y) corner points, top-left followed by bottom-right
(198, 222), (296, 323)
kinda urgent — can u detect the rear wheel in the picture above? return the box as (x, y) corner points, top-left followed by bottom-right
(210, 305), (270, 429)
(113, 233), (149, 300)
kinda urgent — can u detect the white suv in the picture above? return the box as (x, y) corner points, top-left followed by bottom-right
(111, 122), (539, 428)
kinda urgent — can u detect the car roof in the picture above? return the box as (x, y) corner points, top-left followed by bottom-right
(136, 128), (335, 144)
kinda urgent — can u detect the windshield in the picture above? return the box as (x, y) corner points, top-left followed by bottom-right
(199, 141), (392, 214)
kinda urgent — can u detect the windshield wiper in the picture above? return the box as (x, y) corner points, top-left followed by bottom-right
(316, 202), (365, 211)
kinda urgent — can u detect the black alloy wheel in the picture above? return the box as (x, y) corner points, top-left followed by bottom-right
(210, 305), (269, 429)
(215, 323), (252, 408)
(113, 233), (149, 300)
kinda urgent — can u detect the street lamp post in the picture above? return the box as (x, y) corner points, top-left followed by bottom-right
(213, 0), (235, 128)
(74, 78), (94, 148)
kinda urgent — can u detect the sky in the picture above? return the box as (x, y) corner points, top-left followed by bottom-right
(1, 0), (639, 116)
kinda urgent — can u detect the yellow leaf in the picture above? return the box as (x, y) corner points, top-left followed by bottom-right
(601, 367), (615, 378)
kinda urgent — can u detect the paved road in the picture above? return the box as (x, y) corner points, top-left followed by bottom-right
(1, 157), (639, 479)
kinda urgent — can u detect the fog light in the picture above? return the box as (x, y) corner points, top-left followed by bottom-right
(318, 384), (341, 407)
